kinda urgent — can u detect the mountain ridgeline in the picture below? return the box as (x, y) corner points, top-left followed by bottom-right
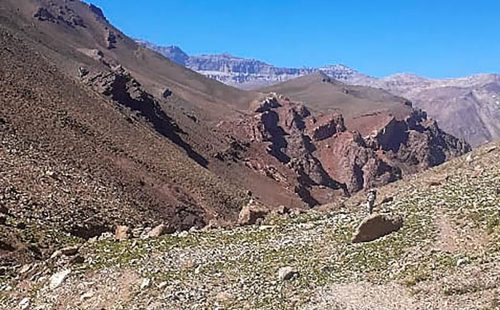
(138, 40), (500, 147)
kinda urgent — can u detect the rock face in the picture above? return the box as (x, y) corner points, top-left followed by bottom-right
(34, 4), (85, 28)
(352, 214), (404, 243)
(224, 95), (470, 205)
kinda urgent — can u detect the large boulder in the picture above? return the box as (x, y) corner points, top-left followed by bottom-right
(238, 204), (269, 226)
(352, 213), (403, 243)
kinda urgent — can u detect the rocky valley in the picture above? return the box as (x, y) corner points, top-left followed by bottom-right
(0, 1), (498, 309)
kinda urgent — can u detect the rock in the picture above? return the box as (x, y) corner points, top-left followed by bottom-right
(140, 278), (151, 290)
(69, 255), (85, 265)
(98, 232), (114, 241)
(274, 205), (290, 215)
(456, 257), (469, 267)
(18, 264), (31, 274)
(238, 204), (269, 226)
(278, 266), (299, 281)
(131, 227), (145, 238)
(45, 169), (57, 178)
(89, 4), (107, 21)
(381, 196), (394, 204)
(162, 88), (172, 98)
(428, 181), (442, 187)
(78, 67), (89, 78)
(50, 250), (62, 259)
(80, 291), (94, 301)
(49, 269), (71, 289)
(19, 297), (30, 310)
(308, 113), (346, 141)
(486, 146), (497, 153)
(34, 7), (55, 22)
(147, 224), (168, 238)
(114, 225), (130, 241)
(157, 281), (167, 289)
(352, 213), (404, 243)
(216, 291), (233, 303)
(252, 96), (281, 113)
(60, 245), (79, 256)
(106, 30), (117, 49)
(466, 153), (474, 163)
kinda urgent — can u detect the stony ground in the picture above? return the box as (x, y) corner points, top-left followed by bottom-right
(1, 143), (499, 309)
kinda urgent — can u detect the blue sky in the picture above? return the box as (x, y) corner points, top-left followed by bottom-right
(88, 0), (499, 78)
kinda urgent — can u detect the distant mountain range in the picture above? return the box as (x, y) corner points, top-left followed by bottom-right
(136, 40), (372, 89)
(137, 40), (500, 147)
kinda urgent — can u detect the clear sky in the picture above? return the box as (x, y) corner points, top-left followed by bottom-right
(88, 0), (499, 78)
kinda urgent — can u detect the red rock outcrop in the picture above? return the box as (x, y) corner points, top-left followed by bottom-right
(224, 94), (470, 205)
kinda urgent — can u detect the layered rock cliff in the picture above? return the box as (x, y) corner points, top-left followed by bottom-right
(219, 94), (470, 205)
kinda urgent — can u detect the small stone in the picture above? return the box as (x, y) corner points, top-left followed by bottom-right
(60, 245), (79, 256)
(157, 281), (167, 289)
(278, 266), (299, 281)
(381, 196), (394, 204)
(49, 269), (71, 289)
(45, 170), (57, 178)
(19, 297), (30, 310)
(50, 250), (62, 259)
(274, 205), (290, 215)
(465, 154), (473, 163)
(216, 291), (232, 303)
(69, 255), (85, 265)
(456, 257), (469, 267)
(115, 225), (130, 241)
(140, 278), (151, 290)
(177, 231), (189, 238)
(18, 264), (31, 274)
(486, 146), (497, 153)
(80, 291), (94, 301)
(258, 225), (274, 231)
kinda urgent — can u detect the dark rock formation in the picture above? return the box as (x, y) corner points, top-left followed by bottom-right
(88, 4), (108, 22)
(106, 31), (117, 49)
(84, 67), (208, 167)
(34, 5), (85, 28)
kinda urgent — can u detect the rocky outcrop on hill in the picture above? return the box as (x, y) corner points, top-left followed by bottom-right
(34, 3), (85, 28)
(224, 95), (471, 203)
